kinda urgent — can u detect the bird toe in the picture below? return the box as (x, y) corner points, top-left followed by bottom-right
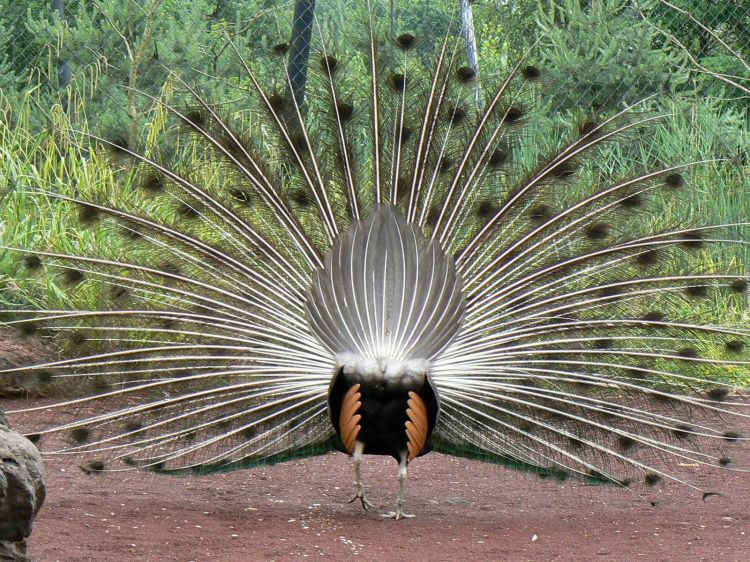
(348, 489), (373, 511)
(380, 510), (415, 520)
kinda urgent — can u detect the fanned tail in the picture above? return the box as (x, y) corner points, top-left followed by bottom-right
(1, 1), (748, 492)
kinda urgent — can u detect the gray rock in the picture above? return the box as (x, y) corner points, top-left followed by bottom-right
(0, 424), (45, 561)
(0, 541), (31, 562)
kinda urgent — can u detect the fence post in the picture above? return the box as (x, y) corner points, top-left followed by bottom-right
(51, 0), (71, 91)
(287, 0), (316, 111)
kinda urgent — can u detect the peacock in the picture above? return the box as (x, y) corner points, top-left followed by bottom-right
(2, 1), (749, 521)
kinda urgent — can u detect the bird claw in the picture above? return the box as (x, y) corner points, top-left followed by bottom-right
(380, 509), (415, 520)
(348, 488), (373, 511)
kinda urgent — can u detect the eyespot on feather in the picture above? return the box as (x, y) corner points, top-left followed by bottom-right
(730, 278), (748, 293)
(521, 65), (541, 80)
(62, 269), (85, 285)
(684, 285), (708, 298)
(503, 106), (525, 124)
(664, 173), (684, 188)
(578, 120), (599, 137)
(18, 321), (38, 337)
(456, 66), (476, 83)
(141, 172), (165, 194)
(81, 460), (105, 474)
(488, 148), (509, 168)
(642, 310), (665, 322)
(78, 203), (101, 225)
(70, 427), (90, 443)
(23, 255), (43, 271)
(619, 193), (643, 209)
(677, 347), (700, 359)
(528, 204), (551, 222)
(585, 223), (609, 240)
(390, 73), (407, 92)
(644, 473), (661, 486)
(725, 340), (745, 353)
(707, 387), (730, 401)
(336, 102), (354, 122)
(680, 232), (705, 249)
(396, 33), (416, 50)
(723, 431), (742, 442)
(320, 55), (338, 74)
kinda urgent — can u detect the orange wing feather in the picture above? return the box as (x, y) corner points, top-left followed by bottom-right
(405, 391), (429, 462)
(339, 383), (362, 454)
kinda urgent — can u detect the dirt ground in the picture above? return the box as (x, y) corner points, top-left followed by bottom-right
(1, 325), (749, 562)
(2, 399), (747, 562)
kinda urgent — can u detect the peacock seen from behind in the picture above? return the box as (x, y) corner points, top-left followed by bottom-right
(2, 3), (749, 521)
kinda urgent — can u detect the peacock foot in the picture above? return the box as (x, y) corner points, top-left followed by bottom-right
(380, 507), (414, 520)
(348, 487), (373, 511)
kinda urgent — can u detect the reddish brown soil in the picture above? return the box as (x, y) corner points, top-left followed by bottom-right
(2, 400), (747, 562)
(2, 329), (749, 562)
(0, 328), (57, 396)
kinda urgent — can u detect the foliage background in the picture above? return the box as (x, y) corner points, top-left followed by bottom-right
(0, 0), (749, 317)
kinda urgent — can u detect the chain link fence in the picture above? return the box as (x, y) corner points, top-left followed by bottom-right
(1, 0), (748, 118)
(1, 1), (52, 92)
(535, 0), (750, 113)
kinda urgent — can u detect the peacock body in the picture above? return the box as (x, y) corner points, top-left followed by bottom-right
(2, 1), (749, 520)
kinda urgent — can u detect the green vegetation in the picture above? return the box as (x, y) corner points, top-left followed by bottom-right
(1, 0), (748, 324)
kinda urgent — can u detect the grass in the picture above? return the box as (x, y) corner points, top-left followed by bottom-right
(0, 64), (749, 392)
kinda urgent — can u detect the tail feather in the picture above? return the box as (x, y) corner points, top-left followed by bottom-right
(2, 1), (748, 490)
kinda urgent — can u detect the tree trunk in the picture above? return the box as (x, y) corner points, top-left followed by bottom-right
(460, 0), (479, 72)
(460, 0), (480, 104)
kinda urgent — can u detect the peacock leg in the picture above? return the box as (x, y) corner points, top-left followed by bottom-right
(348, 441), (372, 511)
(381, 452), (414, 520)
